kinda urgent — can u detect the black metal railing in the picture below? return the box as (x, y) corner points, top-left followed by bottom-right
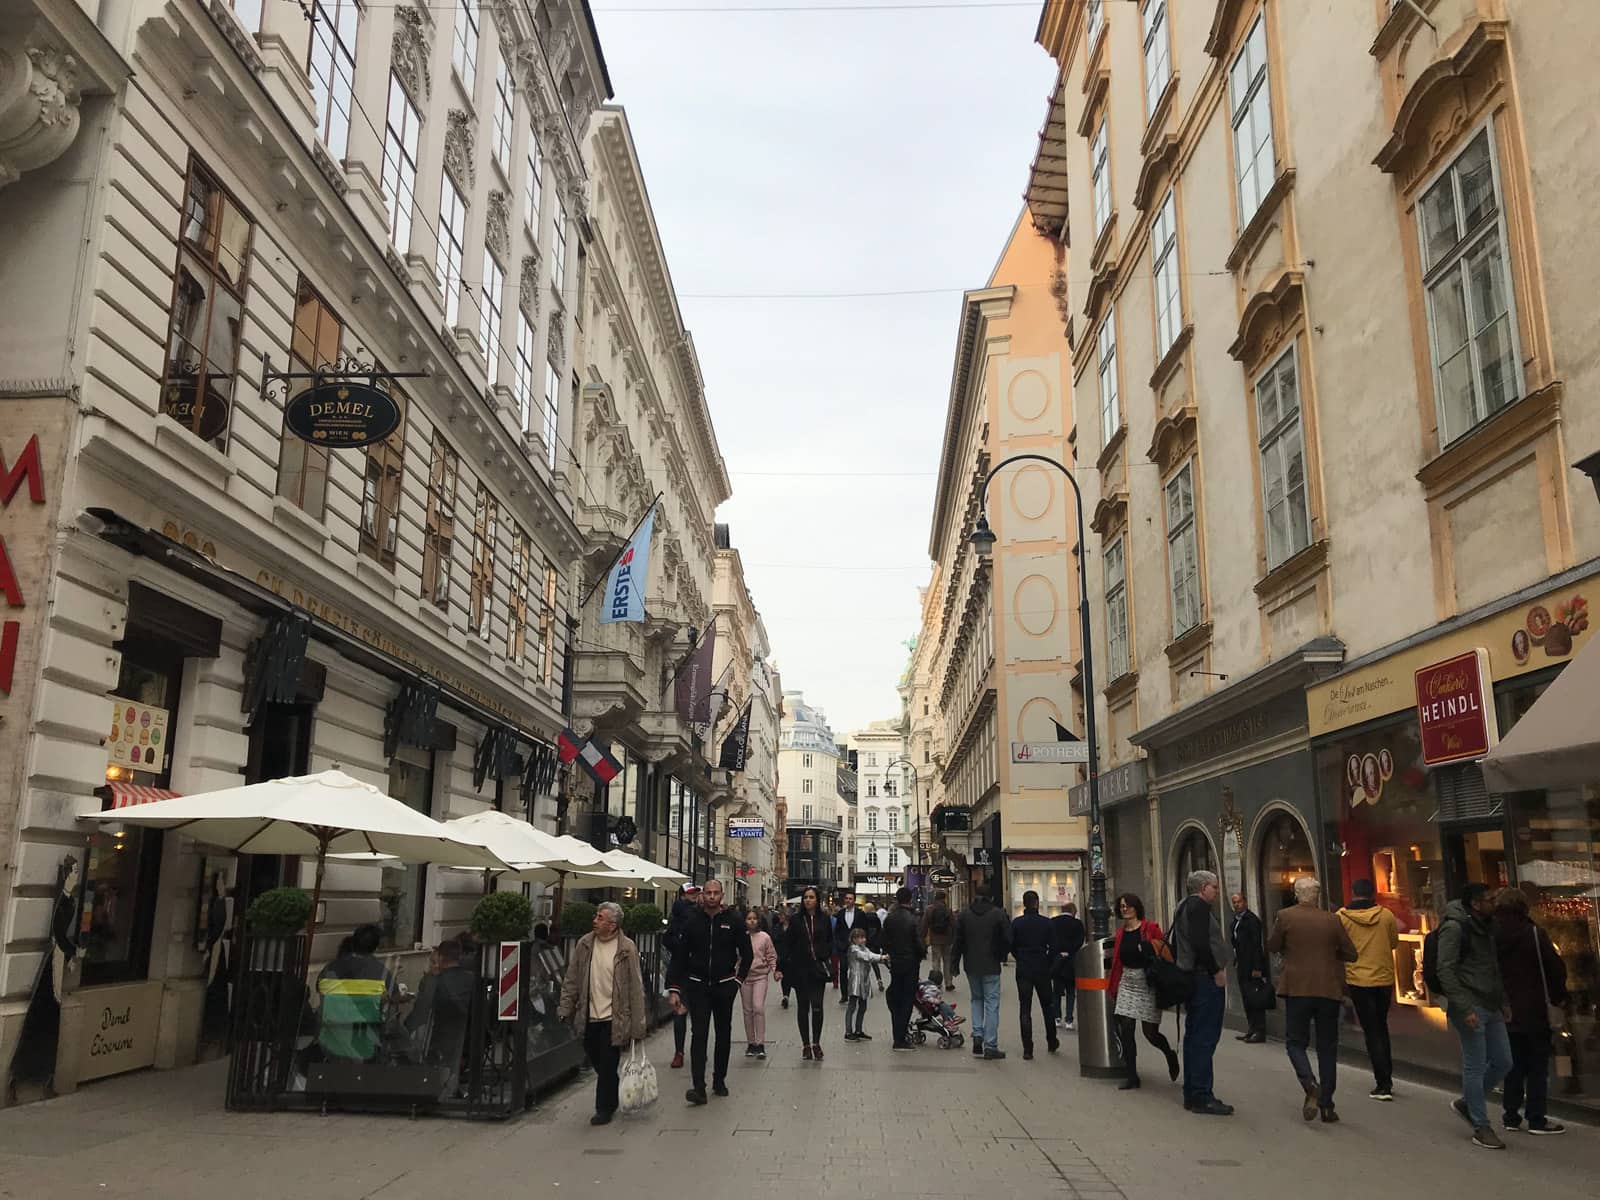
(226, 932), (312, 1111)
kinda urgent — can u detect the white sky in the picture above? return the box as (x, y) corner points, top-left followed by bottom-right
(592, 0), (1057, 735)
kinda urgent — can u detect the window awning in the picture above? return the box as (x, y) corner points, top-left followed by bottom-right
(109, 782), (182, 809)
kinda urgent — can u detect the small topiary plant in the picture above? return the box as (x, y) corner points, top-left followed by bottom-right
(244, 887), (312, 934)
(623, 902), (664, 937)
(558, 900), (596, 937)
(470, 890), (533, 943)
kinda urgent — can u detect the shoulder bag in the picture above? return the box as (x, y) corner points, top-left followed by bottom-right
(1532, 925), (1566, 1032)
(805, 915), (833, 983)
(1146, 920), (1196, 1010)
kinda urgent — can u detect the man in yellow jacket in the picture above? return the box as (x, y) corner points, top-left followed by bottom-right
(1338, 879), (1400, 1101)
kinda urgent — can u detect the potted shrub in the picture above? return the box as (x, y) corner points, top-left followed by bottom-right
(244, 886), (312, 935)
(471, 890), (533, 944)
(558, 900), (596, 938)
(622, 902), (664, 938)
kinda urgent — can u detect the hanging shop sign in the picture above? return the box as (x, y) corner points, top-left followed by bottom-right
(107, 698), (170, 771)
(727, 817), (765, 838)
(928, 868), (959, 888)
(265, 357), (423, 450)
(1414, 648), (1498, 767)
(159, 375), (231, 443)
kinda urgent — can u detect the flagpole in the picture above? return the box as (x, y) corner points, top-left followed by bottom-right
(578, 491), (663, 609)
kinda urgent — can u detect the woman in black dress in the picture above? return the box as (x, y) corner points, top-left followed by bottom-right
(783, 887), (833, 1060)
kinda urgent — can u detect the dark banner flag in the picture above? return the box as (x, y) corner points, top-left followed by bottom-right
(674, 626), (717, 724)
(718, 702), (753, 772)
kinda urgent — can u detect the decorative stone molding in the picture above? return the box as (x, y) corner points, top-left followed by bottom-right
(1228, 268), (1305, 370)
(209, 0), (264, 74)
(1374, 19), (1508, 191)
(547, 312), (564, 366)
(391, 5), (432, 105)
(383, 245), (409, 282)
(309, 138), (348, 193)
(444, 108), (474, 189)
(547, 25), (576, 84)
(486, 189), (510, 257)
(0, 33), (84, 189)
(519, 253), (540, 317)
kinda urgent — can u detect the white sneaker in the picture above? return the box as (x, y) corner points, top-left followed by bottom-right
(1063, 1021), (1075, 1031)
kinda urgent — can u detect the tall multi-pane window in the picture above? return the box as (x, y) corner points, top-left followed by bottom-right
(1165, 462), (1201, 636)
(228, 0), (263, 31)
(1091, 119), (1111, 240)
(1418, 128), (1521, 445)
(887, 808), (898, 831)
(803, 779), (813, 795)
(802, 753), (813, 769)
(479, 249), (504, 386)
(1085, 0), (1103, 48)
(359, 388), (407, 568)
(307, 0), (357, 161)
(452, 0), (478, 94)
(277, 277), (340, 516)
(470, 484), (498, 640)
(492, 60), (513, 171)
(160, 159), (252, 452)
(867, 809), (877, 832)
(382, 74), (421, 251)
(1256, 346), (1311, 569)
(507, 525), (531, 663)
(1152, 191), (1182, 357)
(552, 204), (568, 292)
(1104, 535), (1129, 679)
(437, 177), (467, 326)
(539, 563), (557, 684)
(542, 360), (560, 468)
(1097, 311), (1119, 447)
(1142, 0), (1171, 115)
(514, 311), (536, 431)
(524, 136), (543, 231)
(1229, 15), (1274, 226)
(422, 430), (459, 608)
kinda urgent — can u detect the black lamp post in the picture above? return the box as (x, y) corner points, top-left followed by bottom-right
(884, 756), (922, 889)
(969, 453), (1109, 941)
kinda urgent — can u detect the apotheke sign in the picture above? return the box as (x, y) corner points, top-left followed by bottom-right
(1414, 648), (1498, 767)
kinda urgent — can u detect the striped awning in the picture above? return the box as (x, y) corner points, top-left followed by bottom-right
(109, 782), (181, 809)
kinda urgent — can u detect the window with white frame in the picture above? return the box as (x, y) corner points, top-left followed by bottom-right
(382, 74), (421, 252)
(803, 778), (813, 795)
(524, 135), (542, 231)
(1418, 128), (1521, 445)
(803, 752), (813, 768)
(307, 0), (357, 161)
(884, 778), (896, 798)
(479, 249), (504, 386)
(542, 360), (560, 468)
(514, 310), (535, 431)
(1152, 191), (1182, 357)
(552, 203), (568, 292)
(888, 846), (900, 870)
(453, 0), (479, 95)
(887, 808), (898, 832)
(469, 483), (498, 640)
(1091, 119), (1111, 240)
(492, 60), (513, 171)
(1255, 346), (1312, 569)
(867, 808), (878, 832)
(803, 804), (813, 822)
(866, 779), (878, 798)
(437, 177), (466, 326)
(1165, 461), (1201, 636)
(1104, 535), (1129, 679)
(867, 843), (879, 869)
(1142, 0), (1171, 116)
(1097, 310), (1119, 447)
(1229, 14), (1274, 226)
(1086, 0), (1103, 49)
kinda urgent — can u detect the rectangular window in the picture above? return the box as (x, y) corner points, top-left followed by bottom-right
(307, 0), (357, 161)
(1090, 119), (1111, 240)
(1165, 461), (1201, 636)
(1097, 310), (1119, 447)
(1086, 0), (1103, 49)
(552, 203), (568, 292)
(524, 136), (543, 231)
(803, 804), (813, 822)
(1152, 191), (1182, 357)
(1142, 0), (1171, 116)
(1255, 346), (1312, 569)
(802, 753), (813, 768)
(276, 277), (340, 516)
(1418, 128), (1521, 445)
(437, 176), (467, 327)
(514, 310), (536, 432)
(802, 779), (813, 795)
(492, 59), (513, 171)
(160, 159), (252, 453)
(539, 562), (557, 684)
(866, 809), (877, 831)
(479, 249), (504, 386)
(1229, 14), (1274, 226)
(382, 74), (421, 251)
(888, 809), (898, 831)
(542, 360), (560, 469)
(507, 524), (531, 663)
(452, 0), (478, 95)
(422, 430), (459, 608)
(1104, 534), (1128, 679)
(469, 483), (498, 640)
(358, 387), (407, 568)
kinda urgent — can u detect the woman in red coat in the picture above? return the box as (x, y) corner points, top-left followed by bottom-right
(1108, 893), (1180, 1089)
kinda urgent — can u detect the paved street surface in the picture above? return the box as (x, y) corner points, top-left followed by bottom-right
(1, 973), (1594, 1200)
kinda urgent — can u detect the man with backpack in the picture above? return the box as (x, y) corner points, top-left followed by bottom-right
(920, 891), (957, 991)
(1435, 883), (1513, 1150)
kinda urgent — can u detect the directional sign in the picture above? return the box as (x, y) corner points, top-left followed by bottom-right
(727, 817), (765, 838)
(1011, 740), (1090, 764)
(928, 868), (959, 887)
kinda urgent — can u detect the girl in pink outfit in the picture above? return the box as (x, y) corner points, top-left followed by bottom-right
(741, 910), (777, 1059)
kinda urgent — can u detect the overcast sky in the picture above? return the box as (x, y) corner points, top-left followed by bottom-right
(592, 0), (1057, 737)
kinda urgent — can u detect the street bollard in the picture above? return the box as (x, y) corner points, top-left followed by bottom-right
(1074, 937), (1121, 1078)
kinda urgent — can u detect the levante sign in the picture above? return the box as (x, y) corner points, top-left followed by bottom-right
(284, 381), (401, 448)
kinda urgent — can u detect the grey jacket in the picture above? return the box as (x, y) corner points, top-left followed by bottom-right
(1437, 899), (1505, 1019)
(951, 897), (1011, 978)
(1169, 894), (1233, 974)
(558, 932), (650, 1046)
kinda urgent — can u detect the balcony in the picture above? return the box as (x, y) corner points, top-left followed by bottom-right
(571, 629), (648, 738)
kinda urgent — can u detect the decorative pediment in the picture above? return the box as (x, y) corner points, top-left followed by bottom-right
(1090, 487), (1129, 537)
(1133, 133), (1180, 213)
(444, 108), (474, 190)
(1374, 19), (1508, 186)
(486, 190), (510, 258)
(1147, 404), (1199, 475)
(1228, 268), (1305, 368)
(391, 5), (432, 105)
(1203, 0), (1251, 59)
(1082, 260), (1119, 327)
(1076, 67), (1110, 138)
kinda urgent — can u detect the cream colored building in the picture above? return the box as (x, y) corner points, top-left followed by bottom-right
(776, 690), (842, 896)
(920, 213), (1089, 919)
(846, 719), (910, 896)
(1029, 0), (1599, 1103)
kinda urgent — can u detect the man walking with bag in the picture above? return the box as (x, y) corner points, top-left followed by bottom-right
(1231, 892), (1271, 1044)
(558, 901), (649, 1125)
(1338, 878), (1400, 1100)
(667, 879), (752, 1106)
(1439, 882), (1514, 1150)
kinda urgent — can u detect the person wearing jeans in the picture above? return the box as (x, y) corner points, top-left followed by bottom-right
(1170, 869), (1233, 1115)
(1439, 883), (1512, 1149)
(1268, 876), (1358, 1122)
(951, 882), (1012, 1060)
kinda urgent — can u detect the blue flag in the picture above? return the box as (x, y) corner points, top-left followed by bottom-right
(598, 506), (654, 624)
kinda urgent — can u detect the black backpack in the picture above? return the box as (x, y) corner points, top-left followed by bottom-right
(1422, 923), (1466, 998)
(928, 905), (951, 935)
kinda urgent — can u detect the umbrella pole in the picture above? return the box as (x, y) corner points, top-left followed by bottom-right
(554, 869), (566, 927)
(306, 834), (330, 947)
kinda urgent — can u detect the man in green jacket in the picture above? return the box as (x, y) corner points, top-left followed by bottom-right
(1437, 883), (1512, 1150)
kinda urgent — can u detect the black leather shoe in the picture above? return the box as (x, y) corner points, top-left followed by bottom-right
(1047, 1041), (1060, 1054)
(712, 1084), (729, 1098)
(1165, 1048), (1181, 1081)
(1189, 1099), (1234, 1116)
(1022, 1049), (1034, 1061)
(591, 1111), (614, 1125)
(972, 1039), (984, 1057)
(1320, 1107), (1340, 1123)
(685, 1088), (708, 1106)
(1119, 1076), (1141, 1090)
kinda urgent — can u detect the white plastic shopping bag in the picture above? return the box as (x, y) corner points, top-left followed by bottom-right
(618, 1040), (657, 1114)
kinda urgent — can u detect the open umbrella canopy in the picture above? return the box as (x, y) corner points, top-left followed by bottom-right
(84, 769), (510, 869)
(1481, 634), (1600, 793)
(441, 811), (634, 886)
(600, 849), (689, 887)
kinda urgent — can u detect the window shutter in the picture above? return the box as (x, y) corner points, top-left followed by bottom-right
(1432, 763), (1502, 823)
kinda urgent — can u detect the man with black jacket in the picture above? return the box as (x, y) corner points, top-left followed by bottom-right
(1011, 891), (1060, 1059)
(951, 884), (1012, 1060)
(667, 879), (753, 1105)
(1170, 870), (1234, 1116)
(1231, 892), (1269, 1043)
(880, 887), (925, 1051)
(1051, 903), (1086, 1030)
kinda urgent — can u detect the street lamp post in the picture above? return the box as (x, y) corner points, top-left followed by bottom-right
(884, 756), (922, 897)
(969, 453), (1109, 942)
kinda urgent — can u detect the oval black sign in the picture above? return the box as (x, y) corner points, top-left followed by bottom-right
(928, 869), (959, 887)
(284, 381), (401, 449)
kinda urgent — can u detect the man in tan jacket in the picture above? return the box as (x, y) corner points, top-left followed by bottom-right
(1268, 876), (1358, 1123)
(1338, 878), (1400, 1101)
(559, 901), (649, 1125)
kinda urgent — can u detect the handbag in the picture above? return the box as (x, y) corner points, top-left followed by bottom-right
(1242, 974), (1278, 1011)
(1532, 925), (1566, 1032)
(804, 915), (833, 983)
(618, 1040), (658, 1114)
(1143, 926), (1195, 1010)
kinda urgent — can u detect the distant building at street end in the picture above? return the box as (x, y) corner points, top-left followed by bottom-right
(777, 691), (842, 897)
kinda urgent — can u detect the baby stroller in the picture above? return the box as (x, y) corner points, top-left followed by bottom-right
(910, 972), (965, 1049)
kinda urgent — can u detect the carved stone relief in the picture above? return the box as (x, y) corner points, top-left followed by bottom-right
(486, 189), (510, 257)
(0, 33), (84, 188)
(520, 253), (541, 318)
(444, 108), (475, 190)
(391, 5), (432, 105)
(547, 312), (565, 366)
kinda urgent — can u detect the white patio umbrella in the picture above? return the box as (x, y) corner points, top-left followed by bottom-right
(84, 769), (511, 938)
(600, 849), (689, 888)
(442, 811), (634, 887)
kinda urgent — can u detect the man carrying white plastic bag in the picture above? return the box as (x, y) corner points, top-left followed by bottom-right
(618, 1040), (658, 1114)
(559, 901), (650, 1124)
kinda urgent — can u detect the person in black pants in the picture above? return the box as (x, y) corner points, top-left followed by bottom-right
(667, 880), (753, 1105)
(784, 886), (834, 1059)
(880, 887), (925, 1050)
(1051, 902), (1086, 1030)
(1011, 890), (1060, 1059)
(664, 884), (699, 1070)
(1230, 892), (1270, 1043)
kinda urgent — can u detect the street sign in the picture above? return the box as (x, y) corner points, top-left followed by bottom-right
(727, 817), (765, 838)
(1011, 740), (1090, 764)
(928, 868), (959, 887)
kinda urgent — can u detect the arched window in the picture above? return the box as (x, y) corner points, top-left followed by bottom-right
(1173, 826), (1216, 907)
(1258, 810), (1314, 929)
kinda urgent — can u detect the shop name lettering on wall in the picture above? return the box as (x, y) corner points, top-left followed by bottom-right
(91, 1005), (138, 1058)
(0, 435), (46, 695)
(1414, 649), (1498, 767)
(76, 982), (160, 1081)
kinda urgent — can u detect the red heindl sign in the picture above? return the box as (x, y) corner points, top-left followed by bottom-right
(1414, 648), (1497, 766)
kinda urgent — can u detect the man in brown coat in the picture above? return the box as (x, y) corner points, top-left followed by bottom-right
(1267, 876), (1358, 1123)
(559, 901), (649, 1124)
